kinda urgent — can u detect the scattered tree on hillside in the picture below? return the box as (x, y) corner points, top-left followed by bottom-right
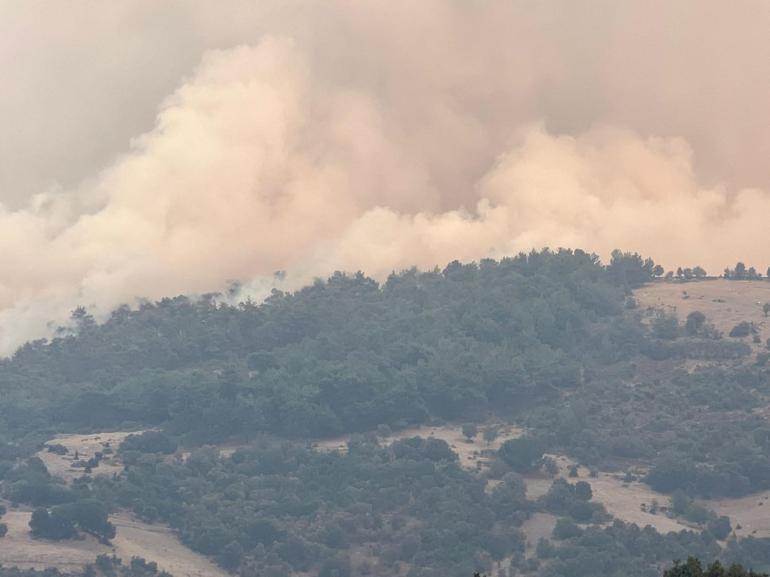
(685, 311), (707, 336)
(674, 266), (707, 280)
(482, 426), (499, 445)
(29, 500), (115, 543)
(664, 558), (767, 577)
(729, 321), (755, 338)
(652, 312), (680, 340)
(607, 250), (658, 288)
(498, 437), (544, 472)
(724, 263), (763, 280)
(29, 507), (77, 540)
(573, 480), (593, 501)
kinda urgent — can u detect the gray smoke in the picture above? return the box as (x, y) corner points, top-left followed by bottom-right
(0, 0), (768, 352)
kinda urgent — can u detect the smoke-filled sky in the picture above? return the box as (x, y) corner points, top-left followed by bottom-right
(1, 0), (769, 352)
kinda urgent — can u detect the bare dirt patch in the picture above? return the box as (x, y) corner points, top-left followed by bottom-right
(525, 456), (693, 534)
(3, 433), (229, 577)
(314, 423), (524, 470)
(36, 431), (138, 484)
(520, 512), (558, 556)
(110, 512), (228, 577)
(0, 508), (100, 570)
(635, 279), (770, 353)
(0, 507), (227, 577)
(701, 490), (770, 538)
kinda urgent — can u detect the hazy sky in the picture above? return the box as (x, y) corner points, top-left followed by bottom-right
(0, 0), (769, 351)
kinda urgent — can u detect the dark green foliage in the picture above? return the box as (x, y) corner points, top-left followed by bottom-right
(724, 264), (763, 281)
(0, 555), (174, 577)
(0, 249), (768, 575)
(119, 431), (177, 455)
(706, 516), (732, 540)
(498, 437), (543, 472)
(95, 438), (527, 577)
(552, 518), (582, 540)
(606, 250), (657, 288)
(685, 312), (706, 336)
(29, 499), (115, 542)
(730, 322), (754, 338)
(664, 558), (767, 577)
(4, 457), (75, 507)
(574, 481), (593, 501)
(29, 507), (77, 540)
(541, 479), (608, 523)
(0, 250), (631, 444)
(652, 313), (680, 340)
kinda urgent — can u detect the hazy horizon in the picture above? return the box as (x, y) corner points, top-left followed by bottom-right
(1, 0), (769, 352)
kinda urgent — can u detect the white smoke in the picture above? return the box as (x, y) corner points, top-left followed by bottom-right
(0, 1), (768, 353)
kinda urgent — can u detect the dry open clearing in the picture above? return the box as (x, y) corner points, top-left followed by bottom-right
(635, 279), (770, 353)
(314, 423), (525, 470)
(1, 432), (227, 577)
(524, 456), (695, 535)
(36, 431), (137, 484)
(6, 280), (770, 574)
(0, 505), (227, 577)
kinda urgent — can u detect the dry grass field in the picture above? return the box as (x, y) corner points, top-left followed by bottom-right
(524, 455), (694, 535)
(314, 423), (525, 471)
(0, 505), (227, 577)
(1, 432), (228, 577)
(6, 281), (770, 573)
(36, 431), (137, 484)
(635, 279), (770, 353)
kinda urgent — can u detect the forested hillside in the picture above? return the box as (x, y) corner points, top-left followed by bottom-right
(0, 249), (640, 443)
(2, 249), (770, 577)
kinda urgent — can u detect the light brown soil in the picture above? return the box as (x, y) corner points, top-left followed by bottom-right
(0, 507), (227, 577)
(701, 490), (770, 538)
(520, 512), (558, 556)
(0, 508), (101, 570)
(635, 279), (770, 353)
(36, 431), (139, 484)
(110, 512), (228, 577)
(2, 432), (227, 577)
(314, 423), (524, 470)
(525, 455), (693, 534)
(632, 280), (770, 539)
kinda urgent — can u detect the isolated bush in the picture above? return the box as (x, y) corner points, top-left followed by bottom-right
(120, 431), (177, 455)
(574, 481), (593, 501)
(730, 322), (754, 338)
(462, 423), (478, 441)
(685, 311), (707, 336)
(707, 516), (732, 540)
(498, 437), (543, 472)
(552, 518), (582, 540)
(653, 313), (680, 340)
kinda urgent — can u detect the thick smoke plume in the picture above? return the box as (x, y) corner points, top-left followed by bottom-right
(0, 0), (768, 352)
